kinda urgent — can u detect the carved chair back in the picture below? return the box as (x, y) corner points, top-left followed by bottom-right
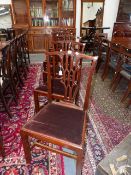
(46, 51), (97, 110)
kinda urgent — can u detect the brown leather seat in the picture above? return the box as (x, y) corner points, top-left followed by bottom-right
(23, 103), (84, 145)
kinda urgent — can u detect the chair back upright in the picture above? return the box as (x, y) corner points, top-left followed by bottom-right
(71, 41), (86, 53)
(119, 46), (131, 74)
(1, 45), (11, 79)
(108, 42), (122, 70)
(46, 51), (97, 111)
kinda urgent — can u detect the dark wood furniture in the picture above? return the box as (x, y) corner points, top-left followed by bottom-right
(0, 45), (17, 118)
(101, 42), (122, 81)
(112, 0), (131, 38)
(11, 0), (76, 53)
(111, 46), (131, 103)
(43, 41), (85, 83)
(111, 37), (131, 49)
(20, 53), (97, 175)
(34, 50), (86, 113)
(0, 31), (30, 118)
(95, 38), (110, 73)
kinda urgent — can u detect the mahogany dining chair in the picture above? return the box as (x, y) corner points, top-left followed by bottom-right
(20, 53), (97, 175)
(101, 42), (122, 81)
(111, 46), (131, 103)
(34, 50), (85, 113)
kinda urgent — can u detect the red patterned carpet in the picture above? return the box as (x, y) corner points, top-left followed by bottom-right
(0, 64), (131, 175)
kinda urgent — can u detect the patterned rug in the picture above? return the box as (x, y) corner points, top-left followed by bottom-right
(0, 64), (64, 175)
(0, 64), (131, 175)
(81, 66), (131, 175)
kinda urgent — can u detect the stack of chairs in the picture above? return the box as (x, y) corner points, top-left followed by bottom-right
(111, 46), (131, 106)
(0, 30), (30, 119)
(93, 34), (131, 107)
(0, 30), (30, 158)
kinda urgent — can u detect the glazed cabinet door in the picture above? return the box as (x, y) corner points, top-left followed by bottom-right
(29, 0), (45, 27)
(45, 0), (59, 27)
(61, 0), (76, 27)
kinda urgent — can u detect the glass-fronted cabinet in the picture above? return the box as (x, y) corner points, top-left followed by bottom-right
(11, 0), (76, 52)
(30, 0), (44, 27)
(45, 0), (59, 27)
(62, 0), (74, 27)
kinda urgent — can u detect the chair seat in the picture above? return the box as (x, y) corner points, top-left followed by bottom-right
(120, 70), (131, 80)
(23, 103), (85, 148)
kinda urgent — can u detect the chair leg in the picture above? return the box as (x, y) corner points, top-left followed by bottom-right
(121, 82), (131, 103)
(43, 72), (47, 84)
(0, 90), (12, 118)
(9, 79), (18, 104)
(20, 130), (32, 164)
(96, 59), (102, 73)
(34, 91), (40, 113)
(110, 72), (118, 89)
(112, 74), (122, 92)
(127, 98), (131, 108)
(0, 127), (5, 158)
(101, 66), (109, 81)
(76, 151), (83, 175)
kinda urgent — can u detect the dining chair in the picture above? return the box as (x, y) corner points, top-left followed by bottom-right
(43, 41), (86, 84)
(34, 51), (85, 113)
(95, 38), (110, 73)
(0, 45), (16, 118)
(20, 53), (97, 175)
(21, 31), (30, 67)
(101, 42), (122, 81)
(111, 46), (131, 103)
(93, 35), (102, 57)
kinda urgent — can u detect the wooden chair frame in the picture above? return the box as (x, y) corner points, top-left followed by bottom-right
(20, 53), (97, 175)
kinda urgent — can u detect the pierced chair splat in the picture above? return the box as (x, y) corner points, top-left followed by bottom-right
(34, 51), (84, 113)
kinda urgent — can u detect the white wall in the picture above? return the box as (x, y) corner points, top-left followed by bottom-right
(0, 14), (12, 28)
(103, 0), (120, 38)
(0, 0), (11, 4)
(76, 0), (81, 39)
(82, 2), (103, 24)
(76, 0), (120, 38)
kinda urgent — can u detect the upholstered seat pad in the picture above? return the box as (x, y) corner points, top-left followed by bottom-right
(24, 103), (85, 147)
